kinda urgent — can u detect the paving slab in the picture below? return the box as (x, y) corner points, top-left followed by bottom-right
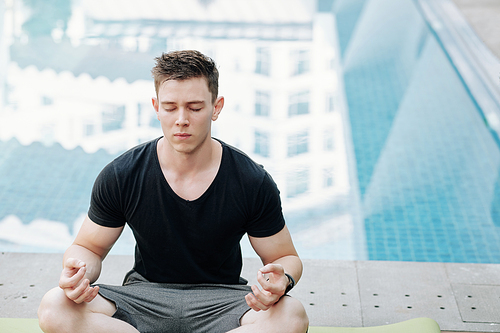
(0, 253), (62, 318)
(292, 260), (363, 327)
(3, 253), (500, 332)
(356, 261), (462, 329)
(451, 284), (500, 324)
(446, 263), (500, 285)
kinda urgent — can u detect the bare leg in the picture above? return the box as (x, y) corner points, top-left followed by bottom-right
(230, 296), (309, 333)
(38, 287), (139, 333)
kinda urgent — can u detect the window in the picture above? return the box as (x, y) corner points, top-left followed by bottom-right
(291, 50), (310, 76)
(84, 123), (95, 137)
(287, 169), (309, 198)
(255, 91), (270, 116)
(323, 167), (334, 188)
(288, 131), (309, 157)
(326, 93), (335, 113)
(42, 96), (53, 105)
(288, 91), (309, 117)
(254, 130), (270, 157)
(318, 0), (334, 12)
(137, 103), (150, 127)
(324, 129), (335, 151)
(255, 47), (270, 76)
(102, 105), (126, 132)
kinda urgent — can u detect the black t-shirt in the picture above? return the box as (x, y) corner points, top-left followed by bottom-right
(88, 137), (285, 284)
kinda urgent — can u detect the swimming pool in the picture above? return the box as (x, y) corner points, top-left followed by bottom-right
(340, 0), (500, 263)
(1, 0), (499, 263)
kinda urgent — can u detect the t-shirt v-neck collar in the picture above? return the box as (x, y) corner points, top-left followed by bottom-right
(153, 137), (225, 204)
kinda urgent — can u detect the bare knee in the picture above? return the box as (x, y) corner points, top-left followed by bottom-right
(280, 297), (309, 332)
(38, 287), (78, 333)
(249, 296), (308, 333)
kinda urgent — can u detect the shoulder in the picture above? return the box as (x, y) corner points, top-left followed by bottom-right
(94, 138), (158, 190)
(217, 139), (270, 182)
(114, 138), (158, 165)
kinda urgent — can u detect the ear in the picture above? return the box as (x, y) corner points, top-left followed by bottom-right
(152, 97), (159, 119)
(212, 96), (224, 121)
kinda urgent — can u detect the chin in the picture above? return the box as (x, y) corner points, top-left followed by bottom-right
(173, 143), (197, 154)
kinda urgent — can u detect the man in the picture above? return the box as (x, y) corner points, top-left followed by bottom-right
(38, 50), (309, 333)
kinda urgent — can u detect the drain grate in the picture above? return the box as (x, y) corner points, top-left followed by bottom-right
(452, 284), (500, 324)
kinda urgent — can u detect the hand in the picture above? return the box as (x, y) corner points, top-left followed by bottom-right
(59, 258), (100, 304)
(245, 264), (288, 312)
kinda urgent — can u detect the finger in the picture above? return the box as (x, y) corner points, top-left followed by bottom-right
(252, 286), (268, 305)
(64, 258), (86, 270)
(259, 264), (284, 275)
(67, 278), (90, 302)
(245, 293), (259, 312)
(252, 286), (279, 310)
(257, 271), (283, 294)
(245, 292), (268, 312)
(60, 266), (86, 289)
(257, 270), (272, 289)
(74, 282), (96, 304)
(84, 286), (100, 303)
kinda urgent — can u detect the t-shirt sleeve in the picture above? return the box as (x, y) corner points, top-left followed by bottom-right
(88, 162), (127, 228)
(245, 172), (286, 237)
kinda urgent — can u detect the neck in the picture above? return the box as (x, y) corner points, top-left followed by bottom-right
(158, 136), (220, 176)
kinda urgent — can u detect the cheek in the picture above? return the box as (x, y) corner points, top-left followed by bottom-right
(157, 112), (171, 123)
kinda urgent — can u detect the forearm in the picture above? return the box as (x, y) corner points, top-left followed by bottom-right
(269, 254), (303, 284)
(63, 244), (103, 284)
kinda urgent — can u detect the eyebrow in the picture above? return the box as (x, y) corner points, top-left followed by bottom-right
(160, 100), (206, 105)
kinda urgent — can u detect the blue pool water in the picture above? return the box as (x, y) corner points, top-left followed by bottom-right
(338, 0), (500, 262)
(1, 0), (499, 263)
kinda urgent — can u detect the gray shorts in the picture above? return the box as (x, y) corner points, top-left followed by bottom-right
(96, 270), (252, 333)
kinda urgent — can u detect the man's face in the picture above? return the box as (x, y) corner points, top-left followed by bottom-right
(152, 77), (223, 155)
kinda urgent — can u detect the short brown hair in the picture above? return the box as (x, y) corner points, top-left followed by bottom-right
(151, 50), (219, 103)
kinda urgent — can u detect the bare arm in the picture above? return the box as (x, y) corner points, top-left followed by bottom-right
(59, 215), (123, 303)
(245, 225), (303, 311)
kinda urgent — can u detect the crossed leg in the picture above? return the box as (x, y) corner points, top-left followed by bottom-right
(233, 296), (309, 333)
(38, 287), (138, 333)
(38, 287), (308, 333)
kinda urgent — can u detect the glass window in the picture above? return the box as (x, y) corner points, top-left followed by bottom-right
(42, 96), (53, 105)
(254, 130), (270, 157)
(84, 123), (95, 137)
(326, 93), (334, 113)
(255, 47), (270, 76)
(288, 91), (309, 117)
(288, 131), (309, 157)
(323, 167), (334, 188)
(287, 168), (309, 198)
(291, 50), (310, 76)
(102, 105), (126, 132)
(255, 91), (270, 116)
(324, 129), (335, 151)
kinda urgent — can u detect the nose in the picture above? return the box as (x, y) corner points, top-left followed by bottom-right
(175, 108), (189, 126)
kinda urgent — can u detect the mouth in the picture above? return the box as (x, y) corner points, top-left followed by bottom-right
(174, 133), (192, 139)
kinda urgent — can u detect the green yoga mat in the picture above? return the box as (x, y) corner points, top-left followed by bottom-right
(0, 318), (43, 333)
(0, 317), (440, 333)
(308, 318), (441, 332)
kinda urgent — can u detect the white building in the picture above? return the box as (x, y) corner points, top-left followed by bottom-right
(1, 0), (364, 259)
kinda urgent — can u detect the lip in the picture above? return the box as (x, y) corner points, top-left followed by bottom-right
(174, 133), (192, 140)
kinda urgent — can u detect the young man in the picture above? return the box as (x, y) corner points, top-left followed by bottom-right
(38, 50), (309, 333)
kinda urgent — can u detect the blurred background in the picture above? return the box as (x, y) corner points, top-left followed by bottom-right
(0, 0), (499, 264)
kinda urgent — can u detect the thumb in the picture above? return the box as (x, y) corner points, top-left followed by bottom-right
(259, 264), (283, 275)
(64, 258), (86, 270)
